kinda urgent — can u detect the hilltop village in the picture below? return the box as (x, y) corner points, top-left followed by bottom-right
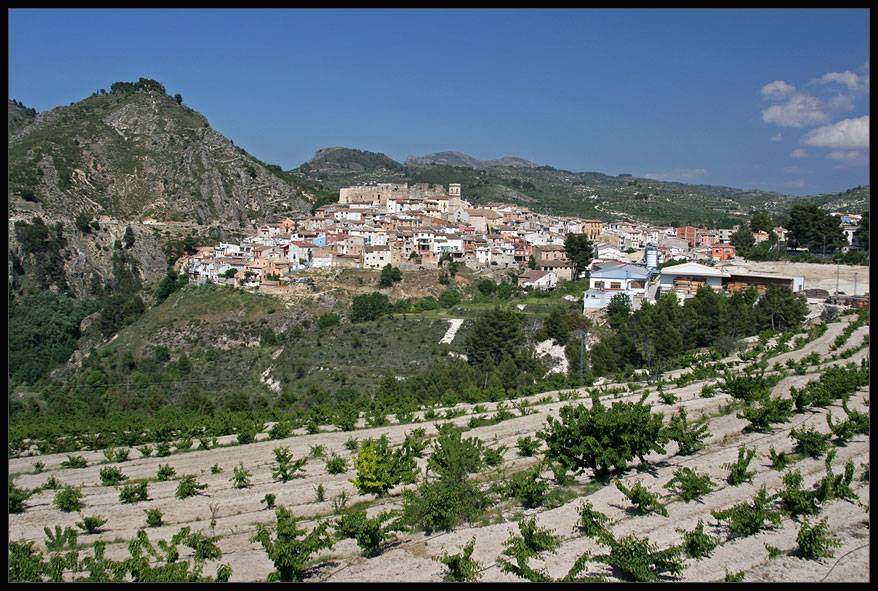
(181, 182), (864, 310)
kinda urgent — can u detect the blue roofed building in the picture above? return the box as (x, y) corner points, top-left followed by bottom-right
(583, 263), (651, 311)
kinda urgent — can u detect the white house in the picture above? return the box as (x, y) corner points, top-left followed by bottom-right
(518, 270), (557, 290)
(583, 263), (650, 310)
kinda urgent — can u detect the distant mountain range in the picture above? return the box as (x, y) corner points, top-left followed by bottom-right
(405, 151), (538, 169)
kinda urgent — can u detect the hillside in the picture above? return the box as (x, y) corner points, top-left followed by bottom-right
(8, 80), (312, 225)
(406, 151), (538, 169)
(8, 98), (37, 138)
(295, 148), (810, 226)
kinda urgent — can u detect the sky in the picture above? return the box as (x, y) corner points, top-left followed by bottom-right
(8, 8), (870, 196)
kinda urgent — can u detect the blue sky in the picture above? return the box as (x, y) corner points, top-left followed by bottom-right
(9, 9), (870, 195)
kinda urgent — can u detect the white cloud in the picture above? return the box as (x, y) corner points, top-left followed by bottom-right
(815, 70), (868, 92)
(826, 151), (861, 161)
(762, 94), (828, 127)
(770, 133), (783, 142)
(802, 116), (869, 149)
(790, 148), (809, 158)
(643, 168), (708, 182)
(761, 80), (796, 100)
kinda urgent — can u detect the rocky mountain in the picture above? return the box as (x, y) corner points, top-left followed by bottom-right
(9, 81), (312, 226)
(406, 151), (538, 169)
(8, 79), (315, 301)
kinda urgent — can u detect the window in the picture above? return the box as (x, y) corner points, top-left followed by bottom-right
(610, 282), (622, 289)
(594, 281), (605, 289)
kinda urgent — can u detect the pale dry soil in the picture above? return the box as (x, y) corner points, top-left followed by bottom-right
(9, 315), (869, 582)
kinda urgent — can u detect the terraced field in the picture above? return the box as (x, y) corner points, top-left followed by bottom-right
(9, 314), (870, 582)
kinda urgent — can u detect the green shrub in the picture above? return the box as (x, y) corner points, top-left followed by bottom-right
(664, 408), (709, 455)
(54, 486), (83, 512)
(790, 425), (831, 459)
(272, 447), (308, 482)
(262, 494), (276, 510)
(76, 515), (108, 534)
(334, 508), (402, 557)
(677, 520), (718, 559)
(32, 461), (45, 474)
(61, 455), (88, 469)
(401, 474), (488, 533)
(658, 391), (678, 405)
(351, 435), (417, 496)
(739, 396), (794, 433)
(482, 444), (508, 467)
(768, 446), (792, 471)
(507, 467), (550, 508)
(725, 447), (757, 486)
(497, 517), (561, 582)
(175, 475), (207, 499)
(711, 485), (783, 538)
(664, 467), (715, 502)
(596, 534), (684, 582)
(309, 444), (326, 459)
(156, 464), (177, 481)
(765, 544), (783, 559)
(230, 463), (252, 489)
(435, 537), (481, 582)
(796, 518), (841, 559)
(250, 506), (335, 582)
(137, 445), (153, 458)
(9, 481), (32, 514)
(268, 421), (292, 440)
(516, 436), (542, 457)
(724, 570), (745, 582)
(343, 437), (359, 452)
(615, 480), (668, 517)
(99, 466), (128, 486)
(325, 455), (348, 475)
(44, 525), (78, 551)
(575, 500), (610, 539)
(429, 430), (484, 478)
(119, 481), (150, 504)
(317, 312), (340, 329)
(540, 393), (666, 476)
(210, 464), (223, 475)
(156, 442), (172, 457)
(145, 508), (163, 528)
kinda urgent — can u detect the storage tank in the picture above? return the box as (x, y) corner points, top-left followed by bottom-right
(645, 244), (658, 271)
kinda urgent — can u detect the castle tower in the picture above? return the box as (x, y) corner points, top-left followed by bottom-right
(449, 183), (461, 198)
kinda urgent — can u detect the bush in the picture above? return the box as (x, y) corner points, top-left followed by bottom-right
(351, 435), (417, 496)
(344, 437), (359, 452)
(507, 467), (550, 508)
(317, 312), (341, 329)
(44, 525), (78, 551)
(156, 464), (177, 481)
(334, 508), (402, 557)
(350, 292), (391, 323)
(768, 446), (792, 471)
(777, 469), (820, 517)
(677, 520), (719, 559)
(725, 446), (757, 486)
(119, 481), (150, 504)
(145, 508), (163, 528)
(272, 447), (308, 482)
(262, 494), (276, 510)
(401, 474), (488, 533)
(497, 517), (561, 582)
(540, 393), (666, 476)
(9, 481), (33, 514)
(250, 506), (335, 582)
(76, 515), (108, 534)
(54, 486), (83, 512)
(711, 485), (782, 538)
(797, 518), (841, 559)
(230, 463), (252, 489)
(138, 445), (154, 458)
(615, 480), (668, 517)
(435, 537), (482, 582)
(575, 500), (610, 539)
(664, 467), (714, 502)
(268, 421), (292, 440)
(663, 408), (709, 455)
(482, 444), (508, 467)
(210, 464), (223, 475)
(596, 534), (684, 582)
(156, 442), (172, 457)
(429, 430), (484, 478)
(61, 455), (88, 469)
(515, 436), (542, 457)
(321, 454), (345, 475)
(790, 425), (831, 459)
(739, 396), (794, 433)
(175, 475), (207, 499)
